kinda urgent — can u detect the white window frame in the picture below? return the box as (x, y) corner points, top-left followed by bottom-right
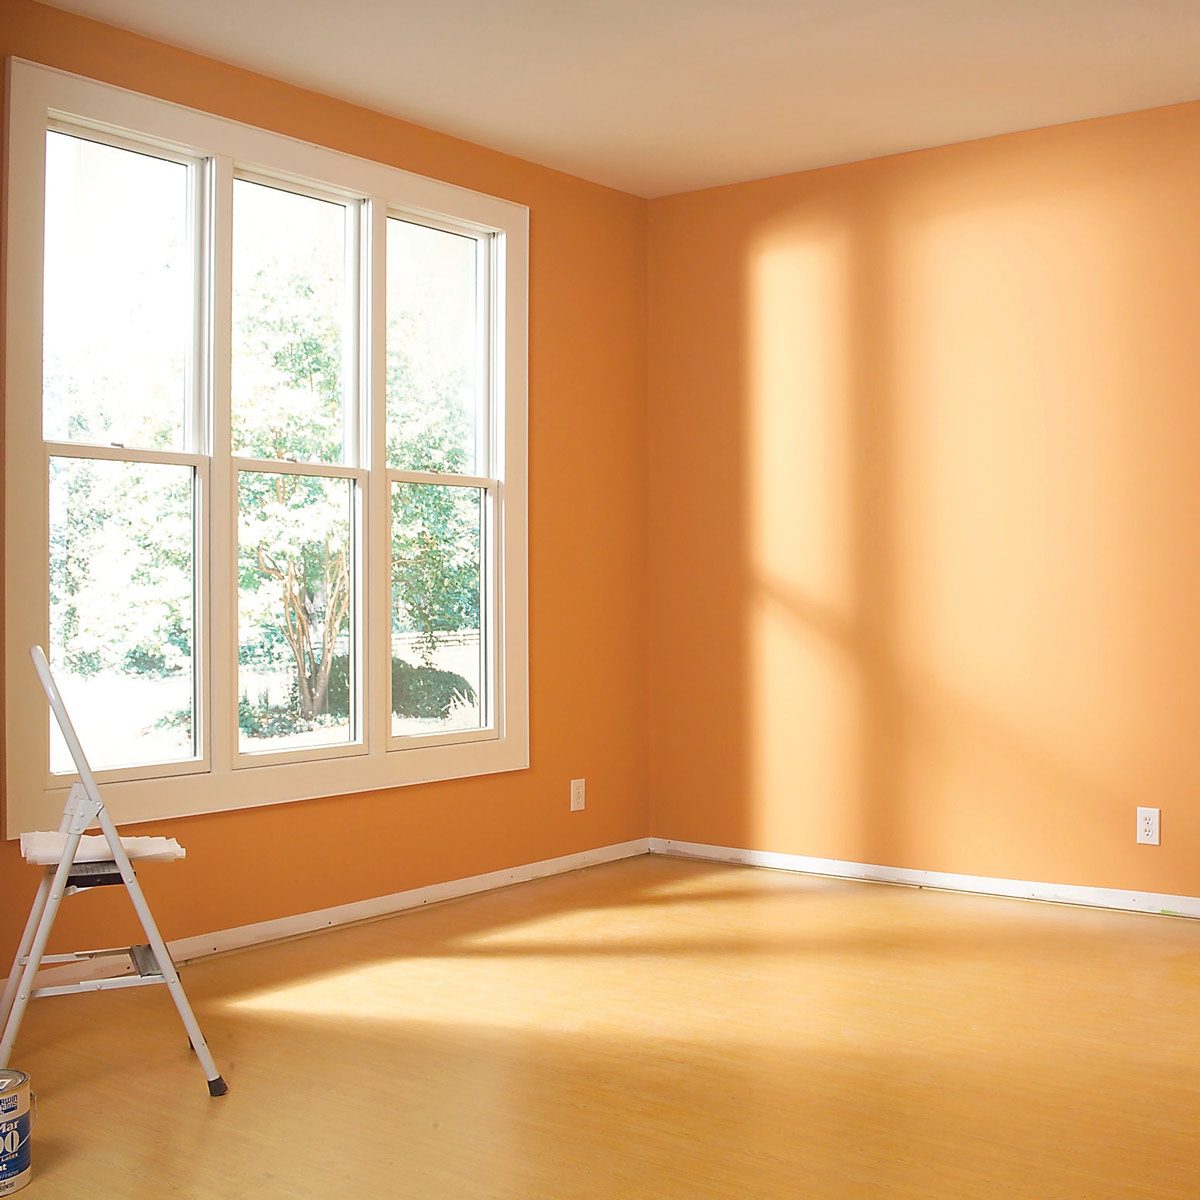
(4, 59), (529, 836)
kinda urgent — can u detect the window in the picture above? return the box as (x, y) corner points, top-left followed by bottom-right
(5, 61), (528, 834)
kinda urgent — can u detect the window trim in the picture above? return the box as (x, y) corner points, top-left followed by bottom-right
(4, 58), (529, 837)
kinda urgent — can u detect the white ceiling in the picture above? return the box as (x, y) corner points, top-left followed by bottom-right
(43, 0), (1200, 197)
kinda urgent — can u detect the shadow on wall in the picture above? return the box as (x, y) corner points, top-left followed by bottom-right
(649, 109), (1200, 896)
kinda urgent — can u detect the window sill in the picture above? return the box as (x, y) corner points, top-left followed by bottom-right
(11, 733), (529, 835)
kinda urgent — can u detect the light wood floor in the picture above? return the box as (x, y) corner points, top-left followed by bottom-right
(10, 855), (1200, 1198)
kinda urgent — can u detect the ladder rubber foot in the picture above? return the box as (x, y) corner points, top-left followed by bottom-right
(207, 1075), (229, 1097)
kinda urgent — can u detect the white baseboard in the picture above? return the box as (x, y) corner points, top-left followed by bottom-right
(31, 837), (650, 989)
(648, 838), (1200, 919)
(26, 832), (1199, 992)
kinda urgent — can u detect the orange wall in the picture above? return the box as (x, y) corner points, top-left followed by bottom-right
(0, 1), (649, 955)
(647, 101), (1200, 895)
(5, 3), (1200, 964)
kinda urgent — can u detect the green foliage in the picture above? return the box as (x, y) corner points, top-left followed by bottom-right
(156, 703), (193, 740)
(390, 483), (480, 665)
(324, 654), (476, 723)
(384, 228), (482, 663)
(232, 267), (343, 464)
(49, 457), (193, 680)
(237, 690), (326, 739)
(232, 222), (352, 727)
(225, 651), (476, 741)
(391, 658), (477, 720)
(124, 646), (169, 676)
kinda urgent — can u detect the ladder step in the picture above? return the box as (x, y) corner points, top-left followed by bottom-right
(27, 948), (131, 965)
(33, 974), (168, 999)
(129, 944), (164, 978)
(66, 860), (124, 889)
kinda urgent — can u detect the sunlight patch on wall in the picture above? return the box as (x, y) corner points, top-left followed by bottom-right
(746, 226), (854, 614)
(744, 223), (865, 855)
(747, 591), (865, 854)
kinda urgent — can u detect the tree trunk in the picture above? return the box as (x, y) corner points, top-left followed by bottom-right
(258, 541), (349, 723)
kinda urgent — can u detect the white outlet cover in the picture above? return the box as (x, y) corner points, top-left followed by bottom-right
(1136, 806), (1160, 846)
(570, 779), (586, 812)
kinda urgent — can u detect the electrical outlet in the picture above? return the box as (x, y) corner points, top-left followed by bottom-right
(1137, 806), (1160, 846)
(570, 778), (586, 812)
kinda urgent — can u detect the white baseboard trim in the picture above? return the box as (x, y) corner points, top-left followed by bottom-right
(32, 837), (651, 989)
(648, 838), (1200, 919)
(27, 832), (1197, 992)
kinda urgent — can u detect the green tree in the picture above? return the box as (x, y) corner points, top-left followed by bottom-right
(233, 250), (350, 727)
(386, 334), (481, 667)
(235, 250), (479, 730)
(50, 457), (193, 682)
(238, 471), (350, 723)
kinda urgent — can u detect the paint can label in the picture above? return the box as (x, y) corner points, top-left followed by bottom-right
(0, 1076), (31, 1196)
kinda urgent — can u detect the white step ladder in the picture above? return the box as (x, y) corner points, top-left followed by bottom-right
(0, 646), (228, 1097)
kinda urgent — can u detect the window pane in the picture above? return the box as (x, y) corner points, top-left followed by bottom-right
(49, 457), (196, 772)
(238, 471), (354, 752)
(43, 132), (191, 449)
(386, 220), (480, 473)
(232, 180), (348, 464)
(391, 483), (484, 736)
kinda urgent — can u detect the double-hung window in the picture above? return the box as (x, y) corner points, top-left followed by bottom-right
(5, 61), (528, 834)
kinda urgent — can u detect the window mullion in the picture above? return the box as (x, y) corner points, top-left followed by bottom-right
(208, 153), (235, 778)
(367, 197), (389, 756)
(386, 468), (498, 490)
(477, 235), (492, 478)
(343, 201), (362, 469)
(229, 456), (366, 482)
(187, 157), (207, 456)
(42, 442), (205, 469)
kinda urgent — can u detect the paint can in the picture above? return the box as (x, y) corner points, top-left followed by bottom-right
(0, 1070), (31, 1196)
